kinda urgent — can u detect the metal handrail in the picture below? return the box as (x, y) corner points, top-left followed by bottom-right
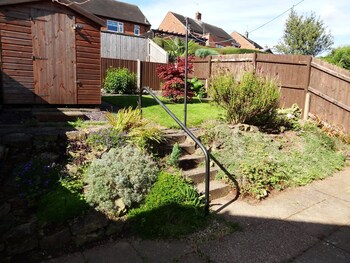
(138, 87), (210, 215)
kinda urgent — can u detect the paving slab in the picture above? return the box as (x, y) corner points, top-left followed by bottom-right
(130, 239), (191, 263)
(293, 241), (350, 263)
(287, 197), (350, 239)
(310, 169), (350, 203)
(199, 220), (318, 263)
(326, 224), (350, 253)
(82, 241), (142, 263)
(46, 252), (85, 263)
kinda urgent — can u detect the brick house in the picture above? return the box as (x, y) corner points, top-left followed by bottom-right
(230, 31), (263, 50)
(158, 11), (239, 48)
(77, 0), (151, 36)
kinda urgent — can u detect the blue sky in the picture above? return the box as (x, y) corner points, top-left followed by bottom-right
(127, 0), (349, 53)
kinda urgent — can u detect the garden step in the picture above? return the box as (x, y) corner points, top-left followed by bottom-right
(183, 166), (218, 184)
(163, 133), (187, 145)
(164, 141), (196, 155)
(196, 180), (231, 201)
(178, 155), (205, 170)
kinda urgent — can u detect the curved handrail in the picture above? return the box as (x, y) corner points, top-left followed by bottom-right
(138, 87), (210, 215)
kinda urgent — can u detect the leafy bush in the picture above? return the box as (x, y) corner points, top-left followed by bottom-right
(323, 45), (350, 70)
(84, 145), (158, 217)
(15, 159), (59, 198)
(156, 56), (194, 102)
(189, 77), (206, 98)
(195, 48), (219, 58)
(209, 70), (280, 125)
(128, 172), (206, 238)
(103, 67), (136, 94)
(106, 108), (163, 149)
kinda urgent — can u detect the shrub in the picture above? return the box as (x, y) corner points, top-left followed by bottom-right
(128, 172), (206, 238)
(195, 48), (219, 58)
(189, 77), (206, 98)
(209, 70), (280, 125)
(106, 108), (163, 150)
(103, 67), (136, 94)
(323, 45), (350, 70)
(156, 56), (194, 102)
(84, 145), (158, 217)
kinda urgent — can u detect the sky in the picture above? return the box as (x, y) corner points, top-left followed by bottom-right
(127, 0), (349, 53)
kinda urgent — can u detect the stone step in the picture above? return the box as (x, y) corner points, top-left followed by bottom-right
(196, 180), (231, 201)
(163, 141), (196, 155)
(163, 133), (187, 145)
(178, 155), (205, 170)
(183, 166), (218, 184)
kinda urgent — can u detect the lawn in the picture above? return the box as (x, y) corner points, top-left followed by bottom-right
(102, 95), (224, 128)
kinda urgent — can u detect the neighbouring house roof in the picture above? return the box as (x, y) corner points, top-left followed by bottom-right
(231, 31), (263, 50)
(0, 0), (105, 26)
(170, 12), (239, 47)
(75, 0), (151, 26)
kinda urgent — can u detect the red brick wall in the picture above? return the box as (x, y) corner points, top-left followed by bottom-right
(99, 16), (150, 36)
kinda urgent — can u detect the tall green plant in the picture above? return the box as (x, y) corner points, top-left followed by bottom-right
(209, 70), (280, 125)
(103, 67), (136, 94)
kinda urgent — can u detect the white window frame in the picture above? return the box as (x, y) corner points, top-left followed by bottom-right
(107, 20), (124, 33)
(134, 25), (140, 36)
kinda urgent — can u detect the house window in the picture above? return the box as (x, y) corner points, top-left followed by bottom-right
(107, 20), (124, 33)
(134, 25), (140, 36)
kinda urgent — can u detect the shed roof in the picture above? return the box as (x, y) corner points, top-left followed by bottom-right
(0, 0), (105, 26)
(75, 0), (151, 26)
(171, 12), (239, 47)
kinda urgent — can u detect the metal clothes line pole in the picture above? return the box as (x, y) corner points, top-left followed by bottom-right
(184, 17), (189, 127)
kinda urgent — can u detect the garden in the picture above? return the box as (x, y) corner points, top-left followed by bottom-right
(1, 57), (349, 262)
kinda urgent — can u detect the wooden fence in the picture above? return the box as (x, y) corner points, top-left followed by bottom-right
(101, 58), (164, 91)
(101, 32), (168, 63)
(191, 54), (350, 132)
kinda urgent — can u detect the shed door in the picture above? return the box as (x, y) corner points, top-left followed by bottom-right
(31, 8), (76, 104)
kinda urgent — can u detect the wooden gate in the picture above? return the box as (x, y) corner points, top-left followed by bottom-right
(31, 8), (76, 104)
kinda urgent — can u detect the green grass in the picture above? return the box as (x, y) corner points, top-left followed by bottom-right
(102, 95), (223, 128)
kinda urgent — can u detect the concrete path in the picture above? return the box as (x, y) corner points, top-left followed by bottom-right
(46, 167), (350, 263)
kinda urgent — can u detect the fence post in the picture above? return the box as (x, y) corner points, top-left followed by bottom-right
(303, 56), (312, 119)
(137, 59), (141, 91)
(253, 52), (257, 73)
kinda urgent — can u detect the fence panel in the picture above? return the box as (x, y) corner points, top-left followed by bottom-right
(309, 58), (350, 131)
(255, 54), (310, 109)
(141, 61), (163, 90)
(192, 54), (350, 132)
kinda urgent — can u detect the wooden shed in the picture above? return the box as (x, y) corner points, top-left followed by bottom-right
(0, 0), (104, 105)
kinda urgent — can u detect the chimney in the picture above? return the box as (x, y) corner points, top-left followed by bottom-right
(195, 11), (202, 21)
(245, 31), (249, 38)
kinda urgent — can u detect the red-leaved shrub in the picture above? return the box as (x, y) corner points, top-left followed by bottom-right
(156, 57), (194, 102)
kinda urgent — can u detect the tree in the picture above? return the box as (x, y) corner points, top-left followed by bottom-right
(323, 46), (350, 70)
(274, 9), (334, 56)
(156, 56), (194, 102)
